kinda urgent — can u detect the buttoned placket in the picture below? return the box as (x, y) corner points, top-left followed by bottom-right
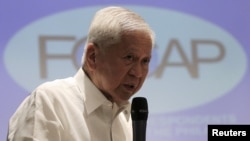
(111, 104), (128, 141)
(101, 101), (114, 141)
(110, 103), (120, 141)
(100, 100), (129, 141)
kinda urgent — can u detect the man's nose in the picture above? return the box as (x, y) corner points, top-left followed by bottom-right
(129, 63), (146, 78)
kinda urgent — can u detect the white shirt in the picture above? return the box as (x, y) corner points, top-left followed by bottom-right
(8, 69), (132, 141)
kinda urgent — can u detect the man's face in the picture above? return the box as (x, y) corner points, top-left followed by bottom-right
(93, 31), (152, 105)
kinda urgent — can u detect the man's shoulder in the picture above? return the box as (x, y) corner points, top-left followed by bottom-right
(31, 76), (80, 99)
(37, 77), (74, 91)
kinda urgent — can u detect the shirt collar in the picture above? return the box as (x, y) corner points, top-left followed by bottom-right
(74, 68), (131, 121)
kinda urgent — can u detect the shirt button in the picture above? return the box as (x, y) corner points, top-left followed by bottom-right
(124, 110), (128, 114)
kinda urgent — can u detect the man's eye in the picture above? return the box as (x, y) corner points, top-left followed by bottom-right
(125, 55), (134, 61)
(143, 58), (150, 64)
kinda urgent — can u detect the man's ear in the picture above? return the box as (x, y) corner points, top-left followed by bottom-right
(85, 43), (97, 70)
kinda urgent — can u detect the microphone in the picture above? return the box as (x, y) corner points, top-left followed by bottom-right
(131, 97), (148, 141)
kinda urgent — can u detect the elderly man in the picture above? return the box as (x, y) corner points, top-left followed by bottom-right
(7, 6), (155, 141)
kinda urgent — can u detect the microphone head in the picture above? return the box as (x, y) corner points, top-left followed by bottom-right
(131, 97), (148, 120)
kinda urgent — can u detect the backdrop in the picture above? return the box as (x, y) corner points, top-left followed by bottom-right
(1, 1), (250, 140)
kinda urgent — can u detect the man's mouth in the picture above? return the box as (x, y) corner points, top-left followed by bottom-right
(124, 83), (136, 91)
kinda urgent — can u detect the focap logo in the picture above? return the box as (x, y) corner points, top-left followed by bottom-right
(4, 6), (247, 113)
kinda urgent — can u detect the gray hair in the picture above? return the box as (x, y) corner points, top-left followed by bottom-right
(82, 6), (155, 63)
